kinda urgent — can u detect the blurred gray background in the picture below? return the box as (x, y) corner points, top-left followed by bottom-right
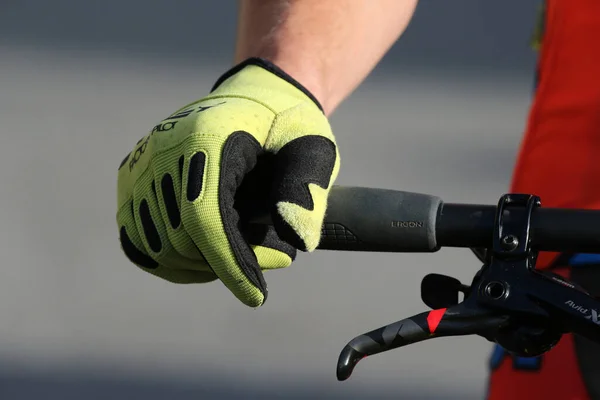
(0, 1), (540, 399)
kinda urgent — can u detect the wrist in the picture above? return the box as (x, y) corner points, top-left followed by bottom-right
(214, 57), (331, 115)
(262, 55), (331, 115)
(235, 38), (332, 115)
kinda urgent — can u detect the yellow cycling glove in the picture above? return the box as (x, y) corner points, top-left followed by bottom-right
(116, 58), (340, 307)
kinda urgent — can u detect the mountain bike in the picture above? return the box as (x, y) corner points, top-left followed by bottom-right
(269, 186), (600, 381)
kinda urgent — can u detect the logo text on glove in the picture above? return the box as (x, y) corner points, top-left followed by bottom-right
(151, 121), (178, 134)
(162, 101), (227, 122)
(129, 135), (150, 171)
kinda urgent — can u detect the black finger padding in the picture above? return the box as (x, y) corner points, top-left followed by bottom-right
(271, 135), (337, 250)
(187, 152), (206, 202)
(161, 173), (181, 229)
(235, 153), (276, 219)
(139, 199), (162, 253)
(178, 155), (184, 183)
(119, 226), (159, 269)
(242, 223), (297, 261)
(219, 131), (268, 296)
(272, 135), (336, 209)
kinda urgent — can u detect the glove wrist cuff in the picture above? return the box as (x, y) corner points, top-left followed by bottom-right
(211, 57), (324, 113)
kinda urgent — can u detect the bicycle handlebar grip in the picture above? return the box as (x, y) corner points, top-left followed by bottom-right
(319, 186), (442, 252)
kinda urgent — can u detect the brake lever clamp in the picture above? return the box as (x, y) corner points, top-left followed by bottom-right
(472, 194), (560, 357)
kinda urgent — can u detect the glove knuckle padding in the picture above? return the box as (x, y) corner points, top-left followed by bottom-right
(152, 148), (205, 262)
(118, 203), (159, 270)
(117, 186), (217, 283)
(265, 104), (340, 252)
(131, 168), (202, 271)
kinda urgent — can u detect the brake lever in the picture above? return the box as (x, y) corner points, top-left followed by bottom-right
(336, 299), (509, 381)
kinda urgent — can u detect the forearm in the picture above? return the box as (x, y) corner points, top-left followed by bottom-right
(235, 0), (418, 115)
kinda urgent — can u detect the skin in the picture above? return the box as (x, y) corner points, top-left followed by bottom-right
(235, 0), (419, 116)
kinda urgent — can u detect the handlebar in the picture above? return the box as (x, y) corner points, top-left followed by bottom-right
(307, 186), (600, 254)
(245, 186), (600, 382)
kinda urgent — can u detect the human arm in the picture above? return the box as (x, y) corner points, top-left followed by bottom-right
(235, 0), (419, 116)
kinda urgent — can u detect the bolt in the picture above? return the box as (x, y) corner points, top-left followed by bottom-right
(485, 281), (507, 300)
(501, 235), (519, 251)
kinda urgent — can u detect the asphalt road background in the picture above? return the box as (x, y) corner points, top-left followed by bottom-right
(0, 1), (540, 399)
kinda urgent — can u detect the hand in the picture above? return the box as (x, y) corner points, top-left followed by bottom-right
(116, 58), (340, 307)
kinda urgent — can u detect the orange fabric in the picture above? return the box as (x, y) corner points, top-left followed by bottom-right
(487, 1), (600, 399)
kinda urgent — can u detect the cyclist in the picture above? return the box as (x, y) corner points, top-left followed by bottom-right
(116, 1), (600, 398)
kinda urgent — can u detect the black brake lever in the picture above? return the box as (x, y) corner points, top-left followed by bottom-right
(337, 300), (509, 381)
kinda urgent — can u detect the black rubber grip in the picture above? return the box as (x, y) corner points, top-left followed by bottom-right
(320, 187), (600, 254)
(318, 186), (442, 252)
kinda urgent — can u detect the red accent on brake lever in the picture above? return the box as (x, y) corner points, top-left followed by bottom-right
(427, 308), (447, 334)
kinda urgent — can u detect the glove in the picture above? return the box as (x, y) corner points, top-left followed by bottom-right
(116, 58), (340, 307)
